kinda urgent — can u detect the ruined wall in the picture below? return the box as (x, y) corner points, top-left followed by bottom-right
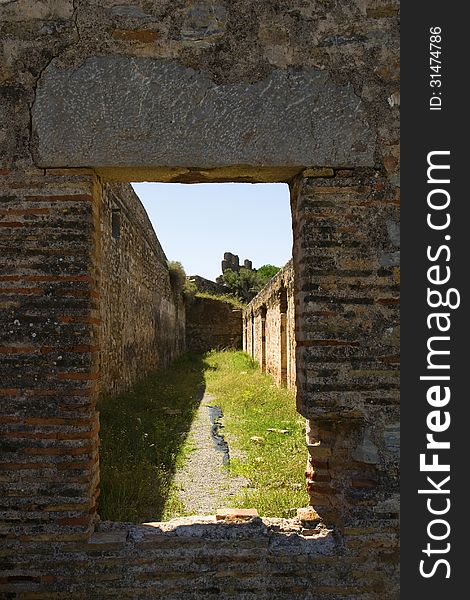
(0, 0), (399, 597)
(292, 170), (400, 535)
(244, 261), (296, 389)
(187, 274), (225, 295)
(0, 171), (102, 545)
(100, 182), (185, 396)
(0, 516), (396, 599)
(186, 296), (242, 354)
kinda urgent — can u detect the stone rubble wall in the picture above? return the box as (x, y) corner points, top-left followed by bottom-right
(2, 516), (399, 599)
(186, 296), (242, 354)
(243, 261), (296, 389)
(292, 170), (400, 532)
(0, 171), (103, 546)
(187, 274), (226, 295)
(100, 182), (185, 396)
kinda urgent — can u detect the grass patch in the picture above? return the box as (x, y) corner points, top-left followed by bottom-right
(204, 350), (307, 518)
(98, 350), (306, 523)
(98, 353), (206, 523)
(194, 292), (245, 308)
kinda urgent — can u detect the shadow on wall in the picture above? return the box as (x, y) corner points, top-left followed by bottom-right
(98, 354), (207, 523)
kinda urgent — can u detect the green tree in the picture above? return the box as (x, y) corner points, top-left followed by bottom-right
(256, 264), (281, 286)
(221, 264), (281, 301)
(167, 261), (197, 300)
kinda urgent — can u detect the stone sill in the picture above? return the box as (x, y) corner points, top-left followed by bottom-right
(88, 515), (336, 555)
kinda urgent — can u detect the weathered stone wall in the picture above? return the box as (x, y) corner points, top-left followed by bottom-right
(187, 274), (225, 295)
(0, 0), (399, 597)
(0, 170), (102, 544)
(292, 170), (400, 534)
(186, 296), (242, 354)
(244, 261), (296, 389)
(100, 182), (185, 396)
(1, 516), (397, 599)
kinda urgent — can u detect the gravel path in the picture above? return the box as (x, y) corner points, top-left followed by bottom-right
(172, 393), (248, 515)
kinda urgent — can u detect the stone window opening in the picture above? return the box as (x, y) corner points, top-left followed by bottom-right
(111, 207), (121, 240)
(98, 180), (302, 526)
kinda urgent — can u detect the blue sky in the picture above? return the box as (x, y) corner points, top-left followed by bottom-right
(132, 183), (292, 281)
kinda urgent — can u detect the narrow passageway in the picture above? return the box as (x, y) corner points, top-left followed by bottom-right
(98, 350), (306, 523)
(171, 392), (248, 515)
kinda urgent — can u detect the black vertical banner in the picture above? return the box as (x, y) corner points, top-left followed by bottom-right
(401, 3), (466, 597)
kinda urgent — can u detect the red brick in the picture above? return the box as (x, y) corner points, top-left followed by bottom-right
(0, 208), (51, 215)
(0, 346), (54, 354)
(67, 345), (100, 353)
(376, 298), (399, 306)
(58, 516), (92, 526)
(216, 508), (259, 520)
(0, 287), (43, 295)
(0, 388), (20, 396)
(0, 221), (25, 227)
(0, 415), (21, 424)
(351, 479), (378, 488)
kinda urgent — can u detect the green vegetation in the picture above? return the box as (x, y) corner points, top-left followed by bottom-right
(194, 291), (244, 309)
(255, 264), (282, 283)
(220, 264), (281, 301)
(98, 354), (205, 522)
(168, 260), (281, 304)
(203, 350), (306, 517)
(167, 260), (197, 299)
(98, 350), (306, 523)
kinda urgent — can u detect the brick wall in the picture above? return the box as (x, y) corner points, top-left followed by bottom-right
(186, 296), (242, 354)
(1, 515), (400, 599)
(291, 170), (400, 532)
(100, 182), (185, 396)
(0, 169), (102, 543)
(243, 261), (296, 389)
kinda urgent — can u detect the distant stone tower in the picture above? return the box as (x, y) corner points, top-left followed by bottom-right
(222, 252), (240, 273)
(221, 253), (253, 274)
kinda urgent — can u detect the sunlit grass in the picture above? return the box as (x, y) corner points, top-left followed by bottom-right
(194, 291), (245, 308)
(204, 350), (307, 517)
(98, 350), (307, 523)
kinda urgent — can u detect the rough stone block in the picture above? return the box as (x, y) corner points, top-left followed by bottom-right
(32, 57), (375, 170)
(216, 508), (259, 520)
(297, 506), (322, 524)
(0, 0), (74, 21)
(303, 168), (335, 178)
